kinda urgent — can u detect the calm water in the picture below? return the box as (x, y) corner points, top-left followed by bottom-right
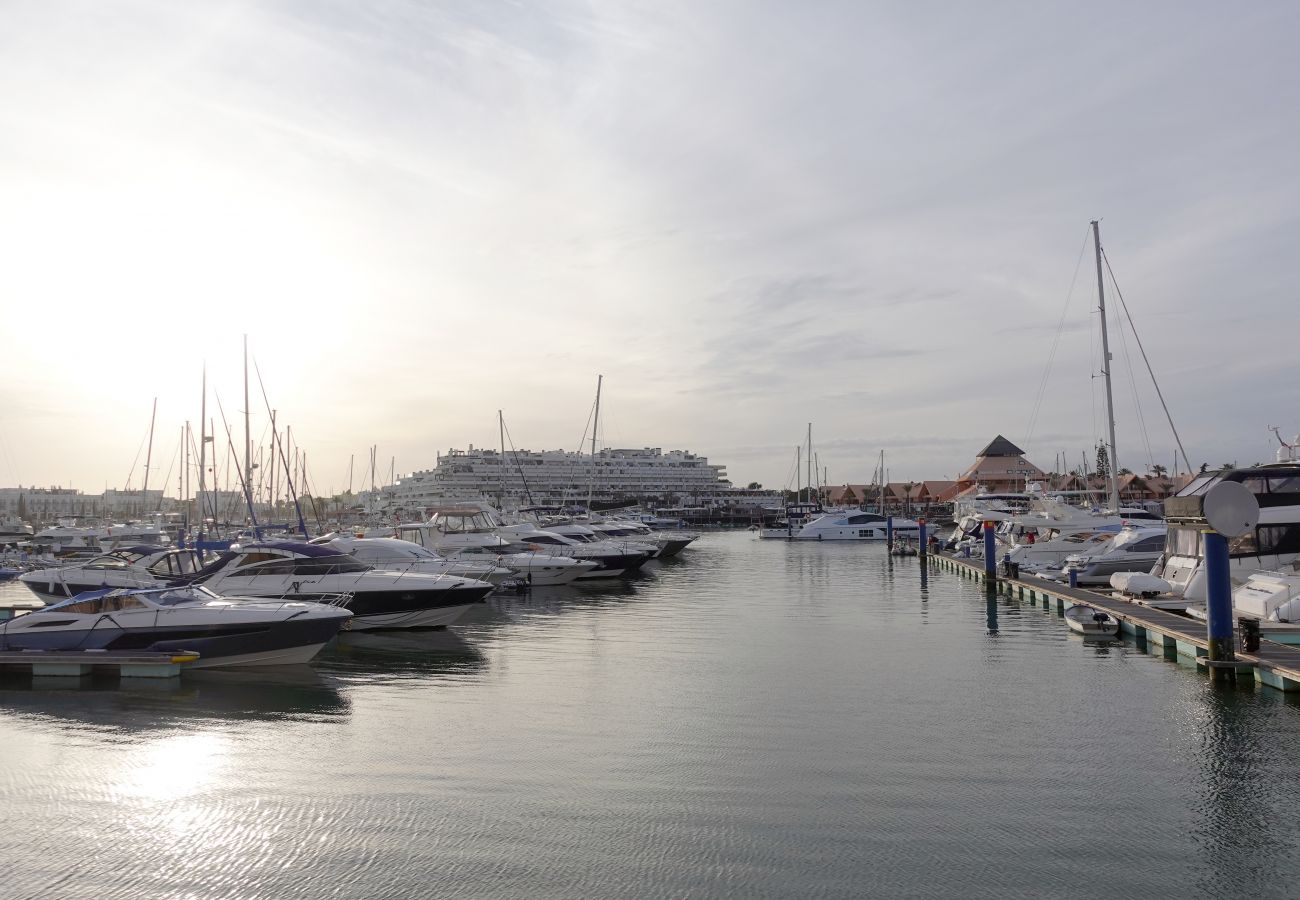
(2, 534), (1300, 899)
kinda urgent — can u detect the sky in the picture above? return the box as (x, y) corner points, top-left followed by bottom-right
(2, 0), (1299, 496)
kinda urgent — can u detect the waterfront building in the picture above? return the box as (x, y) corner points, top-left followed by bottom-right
(389, 446), (732, 511)
(956, 435), (1047, 495)
(0, 487), (99, 520)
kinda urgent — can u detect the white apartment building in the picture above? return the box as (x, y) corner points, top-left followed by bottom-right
(0, 486), (175, 523)
(389, 446), (731, 510)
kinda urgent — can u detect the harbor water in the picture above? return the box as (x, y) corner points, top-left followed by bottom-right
(2, 533), (1299, 899)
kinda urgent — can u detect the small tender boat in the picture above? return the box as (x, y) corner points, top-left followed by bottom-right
(1064, 604), (1120, 637)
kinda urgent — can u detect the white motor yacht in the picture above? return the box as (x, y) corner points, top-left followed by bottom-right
(495, 523), (649, 578)
(766, 511), (928, 542)
(0, 585), (351, 667)
(398, 513), (602, 585)
(1121, 462), (1300, 608)
(1044, 524), (1168, 586)
(193, 542), (494, 630)
(316, 535), (515, 585)
(20, 546), (206, 602)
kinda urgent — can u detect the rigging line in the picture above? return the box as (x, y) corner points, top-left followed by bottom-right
(1089, 302), (1099, 462)
(213, 392), (260, 533)
(251, 358), (308, 537)
(122, 419), (152, 492)
(1024, 227), (1092, 451)
(501, 417), (535, 507)
(1101, 248), (1193, 476)
(1107, 262), (1155, 473)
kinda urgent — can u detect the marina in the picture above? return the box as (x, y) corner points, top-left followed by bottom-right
(5, 3), (1300, 897)
(3, 533), (1300, 899)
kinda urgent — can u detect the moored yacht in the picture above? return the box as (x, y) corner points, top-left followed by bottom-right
(1115, 462), (1300, 608)
(1044, 523), (1167, 585)
(317, 535), (515, 585)
(0, 585), (351, 667)
(763, 510), (928, 542)
(191, 542), (494, 630)
(20, 546), (205, 602)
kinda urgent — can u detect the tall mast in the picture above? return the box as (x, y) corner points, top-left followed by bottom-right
(243, 335), (252, 510)
(879, 450), (886, 514)
(141, 397), (157, 515)
(269, 409), (278, 515)
(1092, 220), (1121, 513)
(499, 409), (506, 505)
(198, 369), (207, 537)
(796, 445), (802, 503)
(806, 423), (812, 505)
(183, 422), (190, 532)
(178, 424), (184, 522)
(587, 375), (603, 514)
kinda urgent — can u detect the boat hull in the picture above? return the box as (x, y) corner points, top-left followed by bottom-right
(0, 614), (347, 668)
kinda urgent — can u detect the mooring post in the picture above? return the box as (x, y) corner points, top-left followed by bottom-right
(886, 515), (894, 550)
(1068, 568), (1078, 589)
(917, 518), (926, 559)
(983, 521), (997, 583)
(1203, 529), (1236, 684)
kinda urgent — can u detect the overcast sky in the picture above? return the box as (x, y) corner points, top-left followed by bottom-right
(2, 0), (1298, 495)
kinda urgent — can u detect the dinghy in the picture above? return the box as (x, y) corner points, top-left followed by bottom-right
(1064, 604), (1120, 638)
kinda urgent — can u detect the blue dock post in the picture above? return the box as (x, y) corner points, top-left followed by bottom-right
(983, 521), (997, 583)
(886, 516), (894, 550)
(1203, 529), (1236, 684)
(917, 518), (926, 559)
(1068, 568), (1078, 589)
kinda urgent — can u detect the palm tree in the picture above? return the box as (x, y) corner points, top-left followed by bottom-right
(1150, 464), (1167, 478)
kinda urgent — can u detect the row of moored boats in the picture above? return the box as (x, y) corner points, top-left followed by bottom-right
(0, 504), (697, 669)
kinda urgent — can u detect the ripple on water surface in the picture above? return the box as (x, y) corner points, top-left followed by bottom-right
(2, 535), (1300, 899)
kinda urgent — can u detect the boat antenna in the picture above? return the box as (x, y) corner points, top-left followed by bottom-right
(1091, 220), (1121, 513)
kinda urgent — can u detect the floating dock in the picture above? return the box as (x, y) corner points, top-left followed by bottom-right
(0, 649), (199, 678)
(931, 552), (1300, 693)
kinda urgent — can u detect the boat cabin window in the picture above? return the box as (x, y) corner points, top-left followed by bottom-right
(57, 594), (150, 614)
(226, 558), (297, 576)
(1169, 528), (1201, 557)
(1127, 536), (1167, 553)
(1268, 476), (1300, 494)
(291, 557), (370, 575)
(1256, 524), (1300, 556)
(846, 515), (875, 525)
(235, 552), (286, 569)
(84, 556), (130, 570)
(147, 552), (202, 577)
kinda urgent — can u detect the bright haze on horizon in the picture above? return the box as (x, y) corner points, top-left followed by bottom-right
(2, 1), (1298, 494)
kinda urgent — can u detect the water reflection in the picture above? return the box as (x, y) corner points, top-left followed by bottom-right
(0, 666), (350, 731)
(1191, 688), (1299, 895)
(321, 628), (486, 680)
(984, 583), (999, 634)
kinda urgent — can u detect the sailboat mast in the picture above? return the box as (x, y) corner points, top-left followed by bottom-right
(141, 397), (157, 514)
(243, 335), (252, 510)
(587, 375), (603, 514)
(498, 409), (506, 505)
(198, 369), (207, 537)
(806, 423), (812, 505)
(1092, 220), (1121, 513)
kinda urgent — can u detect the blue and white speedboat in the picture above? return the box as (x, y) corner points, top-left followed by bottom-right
(0, 586), (351, 668)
